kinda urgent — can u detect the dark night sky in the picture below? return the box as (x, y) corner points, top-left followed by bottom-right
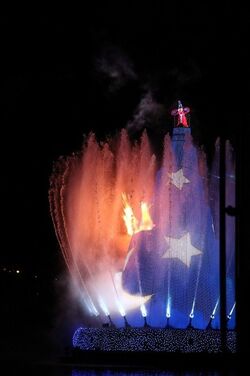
(1, 6), (250, 362)
(2, 9), (247, 263)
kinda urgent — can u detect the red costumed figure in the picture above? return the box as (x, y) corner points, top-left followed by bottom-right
(171, 100), (190, 127)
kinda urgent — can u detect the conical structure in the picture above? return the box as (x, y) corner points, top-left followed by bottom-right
(122, 125), (226, 328)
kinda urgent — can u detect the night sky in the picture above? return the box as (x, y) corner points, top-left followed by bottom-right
(1, 6), (250, 364)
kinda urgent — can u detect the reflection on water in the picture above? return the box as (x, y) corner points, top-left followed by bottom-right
(4, 365), (237, 376)
(71, 370), (229, 376)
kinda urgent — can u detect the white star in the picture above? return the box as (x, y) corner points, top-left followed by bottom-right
(168, 169), (190, 190)
(162, 233), (202, 267)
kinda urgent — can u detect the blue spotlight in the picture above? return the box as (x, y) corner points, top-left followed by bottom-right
(187, 312), (194, 329)
(140, 304), (149, 327)
(206, 315), (215, 329)
(165, 316), (172, 329)
(166, 296), (171, 318)
(123, 315), (131, 328)
(143, 316), (149, 327)
(107, 314), (115, 328)
(116, 300), (126, 317)
(98, 297), (109, 317)
(227, 302), (236, 322)
(207, 299), (220, 329)
(140, 304), (147, 318)
(165, 296), (172, 328)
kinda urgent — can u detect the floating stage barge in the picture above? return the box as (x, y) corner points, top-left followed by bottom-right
(73, 327), (236, 353)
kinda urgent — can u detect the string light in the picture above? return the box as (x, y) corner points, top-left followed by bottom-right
(72, 327), (236, 352)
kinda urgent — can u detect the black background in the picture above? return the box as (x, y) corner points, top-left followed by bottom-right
(1, 5), (250, 367)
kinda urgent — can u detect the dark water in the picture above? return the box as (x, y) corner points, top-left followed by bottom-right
(3, 364), (238, 376)
(71, 371), (234, 376)
(70, 371), (235, 376)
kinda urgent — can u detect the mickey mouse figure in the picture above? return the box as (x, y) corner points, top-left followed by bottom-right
(171, 100), (190, 127)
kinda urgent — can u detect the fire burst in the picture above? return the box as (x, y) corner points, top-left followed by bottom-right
(122, 193), (154, 236)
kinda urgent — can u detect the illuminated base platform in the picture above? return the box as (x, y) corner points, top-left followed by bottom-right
(73, 327), (236, 353)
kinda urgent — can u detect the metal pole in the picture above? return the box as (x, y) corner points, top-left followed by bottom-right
(235, 128), (240, 353)
(220, 136), (227, 352)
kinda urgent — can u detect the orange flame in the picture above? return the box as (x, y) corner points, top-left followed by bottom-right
(122, 193), (139, 236)
(140, 202), (154, 231)
(122, 193), (154, 236)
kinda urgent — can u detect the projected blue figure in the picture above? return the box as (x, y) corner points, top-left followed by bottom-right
(122, 123), (233, 329)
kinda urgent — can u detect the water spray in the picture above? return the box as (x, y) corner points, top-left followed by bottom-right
(206, 298), (220, 329)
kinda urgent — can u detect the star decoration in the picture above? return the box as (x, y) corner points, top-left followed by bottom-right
(168, 169), (190, 190)
(162, 233), (202, 267)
